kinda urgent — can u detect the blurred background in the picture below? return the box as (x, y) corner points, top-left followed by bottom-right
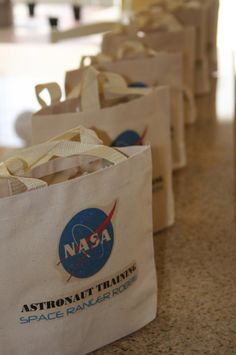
(0, 0), (235, 147)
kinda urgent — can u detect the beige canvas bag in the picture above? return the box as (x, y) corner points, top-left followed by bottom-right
(32, 68), (174, 233)
(66, 40), (196, 126)
(103, 1), (210, 95)
(65, 51), (189, 169)
(165, 1), (211, 93)
(102, 26), (196, 116)
(138, 1), (211, 94)
(133, 1), (206, 61)
(0, 126), (157, 355)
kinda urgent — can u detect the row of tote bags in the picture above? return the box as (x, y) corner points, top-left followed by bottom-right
(0, 1), (219, 353)
(33, 66), (175, 233)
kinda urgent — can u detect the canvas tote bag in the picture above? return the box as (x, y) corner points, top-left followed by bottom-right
(0, 126), (157, 355)
(102, 5), (210, 96)
(32, 68), (174, 232)
(65, 49), (189, 169)
(164, 0), (211, 94)
(137, 1), (211, 94)
(66, 40), (196, 126)
(102, 25), (196, 120)
(132, 1), (206, 61)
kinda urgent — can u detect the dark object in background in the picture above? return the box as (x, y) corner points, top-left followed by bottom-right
(48, 17), (59, 30)
(72, 5), (81, 21)
(27, 2), (36, 17)
(0, 0), (13, 27)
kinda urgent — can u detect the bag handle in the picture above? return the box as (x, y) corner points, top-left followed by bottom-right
(36, 68), (152, 112)
(29, 142), (127, 169)
(35, 83), (64, 109)
(79, 67), (127, 111)
(64, 68), (129, 109)
(5, 126), (102, 171)
(80, 53), (113, 68)
(2, 126), (101, 175)
(80, 41), (158, 68)
(131, 8), (182, 31)
(116, 40), (158, 59)
(68, 67), (152, 110)
(35, 82), (62, 108)
(0, 161), (47, 195)
(0, 126), (127, 195)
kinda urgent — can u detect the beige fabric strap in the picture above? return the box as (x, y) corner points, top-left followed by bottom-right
(80, 42), (158, 67)
(58, 68), (128, 105)
(36, 67), (152, 111)
(68, 67), (152, 110)
(28, 141), (127, 169)
(0, 162), (47, 195)
(131, 7), (183, 31)
(49, 125), (102, 145)
(35, 82), (62, 108)
(80, 54), (113, 68)
(80, 67), (101, 111)
(0, 126), (127, 196)
(116, 40), (158, 59)
(3, 126), (103, 171)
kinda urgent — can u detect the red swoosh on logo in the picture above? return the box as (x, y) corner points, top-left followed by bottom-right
(75, 200), (117, 253)
(134, 126), (148, 145)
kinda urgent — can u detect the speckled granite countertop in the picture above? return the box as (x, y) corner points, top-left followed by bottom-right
(92, 93), (236, 354)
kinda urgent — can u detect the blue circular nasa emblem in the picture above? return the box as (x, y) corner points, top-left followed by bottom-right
(128, 82), (148, 88)
(59, 202), (116, 279)
(111, 128), (147, 147)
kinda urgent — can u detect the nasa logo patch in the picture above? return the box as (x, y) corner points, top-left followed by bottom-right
(59, 202), (116, 280)
(111, 128), (147, 147)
